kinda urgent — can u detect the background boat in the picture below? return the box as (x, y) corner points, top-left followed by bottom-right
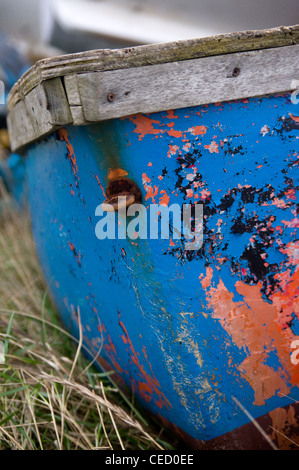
(0, 0), (298, 52)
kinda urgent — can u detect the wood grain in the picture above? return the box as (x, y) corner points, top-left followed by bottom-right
(76, 45), (299, 123)
(6, 24), (299, 152)
(7, 78), (72, 152)
(7, 25), (299, 109)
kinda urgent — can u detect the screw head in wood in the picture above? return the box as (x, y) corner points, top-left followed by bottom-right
(107, 93), (115, 102)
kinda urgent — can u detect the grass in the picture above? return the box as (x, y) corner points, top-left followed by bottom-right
(0, 202), (176, 450)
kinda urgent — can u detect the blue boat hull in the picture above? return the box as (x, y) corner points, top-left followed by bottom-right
(24, 94), (299, 448)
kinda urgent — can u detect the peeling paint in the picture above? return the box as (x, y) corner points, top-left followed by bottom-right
(26, 93), (299, 446)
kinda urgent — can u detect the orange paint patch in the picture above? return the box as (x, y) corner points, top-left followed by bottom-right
(159, 190), (170, 206)
(97, 324), (107, 335)
(108, 168), (128, 180)
(282, 218), (299, 229)
(200, 267), (213, 289)
(95, 175), (106, 198)
(142, 173), (151, 184)
(272, 267), (299, 329)
(146, 186), (159, 203)
(289, 113), (299, 122)
(199, 189), (211, 201)
(189, 125), (208, 136)
(204, 141), (219, 153)
(142, 173), (159, 203)
(285, 188), (296, 200)
(204, 273), (298, 406)
(93, 323), (123, 374)
(169, 238), (175, 247)
(165, 110), (179, 120)
(271, 198), (289, 209)
(128, 115), (163, 141)
(67, 242), (81, 266)
(167, 145), (180, 158)
(138, 382), (153, 402)
(167, 128), (183, 138)
(107, 334), (117, 355)
(270, 242), (299, 329)
(58, 128), (78, 177)
(119, 321), (171, 409)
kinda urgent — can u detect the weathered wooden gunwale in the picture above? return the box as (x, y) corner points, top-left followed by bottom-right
(7, 25), (299, 152)
(7, 25), (299, 107)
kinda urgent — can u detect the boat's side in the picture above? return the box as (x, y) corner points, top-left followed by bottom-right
(24, 93), (299, 448)
(6, 23), (299, 448)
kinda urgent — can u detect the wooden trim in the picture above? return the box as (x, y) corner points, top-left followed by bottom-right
(73, 45), (299, 123)
(7, 78), (72, 152)
(7, 25), (299, 109)
(7, 26), (299, 152)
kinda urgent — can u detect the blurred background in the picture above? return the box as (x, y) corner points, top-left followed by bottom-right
(0, 0), (299, 54)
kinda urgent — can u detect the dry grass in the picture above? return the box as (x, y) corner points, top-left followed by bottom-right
(0, 206), (175, 450)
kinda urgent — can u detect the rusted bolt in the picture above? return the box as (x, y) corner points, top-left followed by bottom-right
(232, 67), (240, 77)
(102, 177), (142, 212)
(107, 93), (115, 102)
(102, 192), (135, 212)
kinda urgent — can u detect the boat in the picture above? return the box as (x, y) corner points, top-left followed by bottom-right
(7, 25), (299, 449)
(0, 34), (30, 212)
